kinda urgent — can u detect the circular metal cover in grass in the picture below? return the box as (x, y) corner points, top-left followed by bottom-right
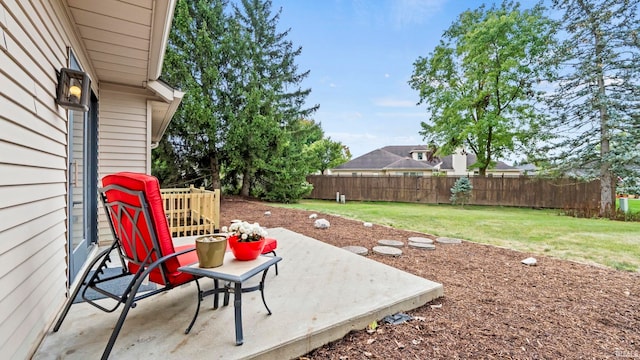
(342, 246), (368, 256)
(407, 237), (434, 244)
(372, 246), (403, 256)
(408, 242), (436, 250)
(377, 239), (404, 248)
(436, 237), (463, 244)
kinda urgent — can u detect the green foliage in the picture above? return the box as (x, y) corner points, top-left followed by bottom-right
(409, 1), (556, 176)
(156, 0), (321, 202)
(450, 177), (473, 206)
(151, 137), (184, 187)
(222, 0), (318, 200)
(257, 143), (314, 203)
(251, 120), (315, 202)
(155, 0), (231, 189)
(306, 138), (351, 174)
(278, 200), (640, 271)
(540, 0), (640, 214)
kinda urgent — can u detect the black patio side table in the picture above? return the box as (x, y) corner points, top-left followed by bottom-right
(179, 252), (282, 345)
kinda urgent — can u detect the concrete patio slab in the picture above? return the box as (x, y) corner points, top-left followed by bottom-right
(34, 228), (443, 359)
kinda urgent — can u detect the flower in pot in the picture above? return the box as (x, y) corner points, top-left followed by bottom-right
(222, 220), (268, 261)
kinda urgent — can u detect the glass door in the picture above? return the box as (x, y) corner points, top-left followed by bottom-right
(68, 109), (87, 281)
(67, 52), (98, 283)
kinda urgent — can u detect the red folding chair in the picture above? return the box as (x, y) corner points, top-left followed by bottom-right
(53, 172), (202, 359)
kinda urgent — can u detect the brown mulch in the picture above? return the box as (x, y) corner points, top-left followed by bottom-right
(220, 197), (640, 360)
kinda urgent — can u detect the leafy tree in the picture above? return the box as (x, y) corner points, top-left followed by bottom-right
(409, 1), (556, 176)
(155, 0), (231, 189)
(152, 137), (184, 187)
(541, 0), (640, 215)
(450, 177), (473, 207)
(293, 118), (351, 175)
(294, 119), (324, 146)
(156, 0), (318, 203)
(307, 138), (351, 174)
(226, 0), (318, 198)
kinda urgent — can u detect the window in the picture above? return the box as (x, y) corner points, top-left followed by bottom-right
(417, 153), (423, 160)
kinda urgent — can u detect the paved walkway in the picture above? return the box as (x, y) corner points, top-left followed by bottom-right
(35, 228), (443, 359)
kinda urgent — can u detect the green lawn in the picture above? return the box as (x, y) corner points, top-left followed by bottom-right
(276, 200), (640, 272)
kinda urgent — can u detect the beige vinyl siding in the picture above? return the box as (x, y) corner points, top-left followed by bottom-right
(97, 89), (149, 243)
(0, 0), (92, 358)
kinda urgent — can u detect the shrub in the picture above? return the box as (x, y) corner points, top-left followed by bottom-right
(450, 177), (473, 207)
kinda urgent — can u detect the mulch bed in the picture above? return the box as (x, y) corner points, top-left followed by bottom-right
(220, 197), (640, 360)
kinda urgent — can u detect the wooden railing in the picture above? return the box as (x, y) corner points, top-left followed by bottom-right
(160, 186), (221, 237)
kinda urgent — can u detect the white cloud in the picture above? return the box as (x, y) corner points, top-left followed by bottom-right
(329, 83), (337, 88)
(391, 0), (447, 27)
(384, 73), (390, 78)
(373, 97), (416, 107)
(391, 135), (422, 144)
(327, 131), (378, 141)
(321, 111), (364, 122)
(374, 111), (424, 118)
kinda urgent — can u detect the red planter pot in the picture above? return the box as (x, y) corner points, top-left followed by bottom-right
(227, 235), (265, 261)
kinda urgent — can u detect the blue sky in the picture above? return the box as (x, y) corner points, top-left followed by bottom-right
(270, 0), (548, 160)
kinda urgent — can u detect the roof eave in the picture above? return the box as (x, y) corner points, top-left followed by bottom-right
(147, 80), (184, 143)
(148, 0), (177, 80)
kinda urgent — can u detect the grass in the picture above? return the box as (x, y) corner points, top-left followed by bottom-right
(276, 200), (640, 272)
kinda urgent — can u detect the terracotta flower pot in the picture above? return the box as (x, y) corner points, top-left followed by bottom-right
(228, 235), (265, 261)
(195, 235), (227, 268)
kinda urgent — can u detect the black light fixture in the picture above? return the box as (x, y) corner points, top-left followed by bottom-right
(56, 68), (91, 112)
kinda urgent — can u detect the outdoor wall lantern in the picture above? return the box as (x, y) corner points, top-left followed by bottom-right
(56, 68), (91, 112)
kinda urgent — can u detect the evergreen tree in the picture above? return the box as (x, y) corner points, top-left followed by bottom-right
(226, 0), (318, 198)
(450, 177), (473, 207)
(542, 0), (640, 215)
(155, 0), (231, 189)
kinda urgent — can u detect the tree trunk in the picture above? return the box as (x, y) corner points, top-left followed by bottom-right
(594, 21), (612, 215)
(240, 170), (251, 197)
(209, 157), (221, 190)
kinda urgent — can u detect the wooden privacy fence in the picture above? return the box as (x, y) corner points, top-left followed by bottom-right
(306, 175), (609, 209)
(160, 186), (221, 237)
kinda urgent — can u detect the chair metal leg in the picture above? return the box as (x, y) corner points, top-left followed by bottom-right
(101, 269), (149, 360)
(99, 251), (194, 360)
(185, 279), (202, 334)
(53, 246), (114, 332)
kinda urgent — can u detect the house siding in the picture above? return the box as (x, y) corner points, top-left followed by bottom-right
(0, 0), (95, 358)
(97, 88), (150, 243)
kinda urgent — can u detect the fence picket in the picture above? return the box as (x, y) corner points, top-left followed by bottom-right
(160, 186), (221, 237)
(307, 175), (612, 209)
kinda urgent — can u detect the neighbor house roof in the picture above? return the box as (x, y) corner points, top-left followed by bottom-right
(333, 148), (432, 171)
(383, 158), (433, 170)
(335, 145), (519, 172)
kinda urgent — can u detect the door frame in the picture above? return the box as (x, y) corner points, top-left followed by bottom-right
(66, 48), (98, 283)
